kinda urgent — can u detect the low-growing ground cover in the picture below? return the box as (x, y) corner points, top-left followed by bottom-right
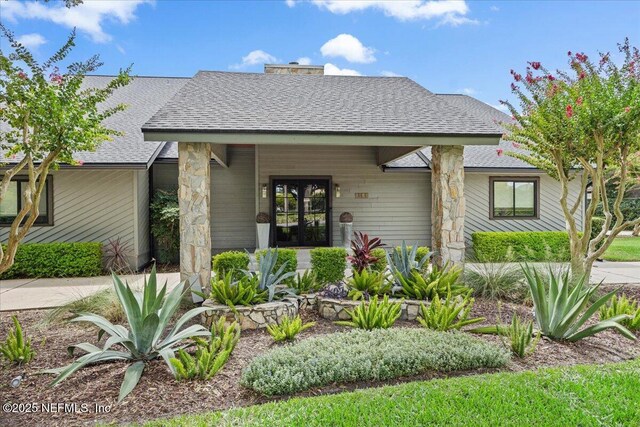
(145, 359), (640, 427)
(1, 284), (638, 426)
(602, 237), (640, 261)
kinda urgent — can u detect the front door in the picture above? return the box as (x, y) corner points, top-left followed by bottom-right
(272, 178), (331, 247)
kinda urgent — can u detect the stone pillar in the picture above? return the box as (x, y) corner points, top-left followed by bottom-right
(178, 142), (212, 292)
(431, 145), (465, 266)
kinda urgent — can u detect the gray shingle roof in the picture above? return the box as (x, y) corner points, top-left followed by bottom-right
(142, 71), (503, 136)
(1, 75), (188, 166)
(386, 94), (535, 169)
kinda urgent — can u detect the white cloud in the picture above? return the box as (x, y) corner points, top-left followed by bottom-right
(230, 50), (278, 69)
(381, 70), (402, 77)
(16, 33), (47, 49)
(311, 0), (477, 26)
(324, 63), (361, 76)
(460, 88), (477, 95)
(0, 0), (152, 43)
(296, 56), (312, 65)
(490, 5), (500, 12)
(320, 34), (375, 64)
(285, 0), (297, 7)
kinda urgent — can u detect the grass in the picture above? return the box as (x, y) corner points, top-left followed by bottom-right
(602, 237), (640, 261)
(143, 359), (640, 427)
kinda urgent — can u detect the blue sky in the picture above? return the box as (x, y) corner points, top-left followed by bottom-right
(1, 0), (639, 110)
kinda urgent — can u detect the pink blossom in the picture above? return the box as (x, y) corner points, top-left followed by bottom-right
(547, 75), (556, 81)
(50, 74), (63, 84)
(496, 148), (504, 157)
(578, 72), (586, 80)
(17, 71), (27, 80)
(77, 160), (84, 166)
(512, 142), (521, 148)
(10, 154), (16, 159)
(576, 96), (583, 106)
(600, 53), (610, 66)
(510, 82), (518, 91)
(568, 51), (572, 56)
(530, 61), (541, 70)
(566, 105), (574, 118)
(625, 106), (631, 113)
(525, 72), (535, 84)
(576, 52), (588, 62)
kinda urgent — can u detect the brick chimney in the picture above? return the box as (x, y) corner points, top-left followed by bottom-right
(264, 62), (324, 75)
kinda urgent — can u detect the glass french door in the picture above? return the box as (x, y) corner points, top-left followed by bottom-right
(272, 179), (330, 247)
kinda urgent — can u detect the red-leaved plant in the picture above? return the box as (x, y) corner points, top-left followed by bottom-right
(347, 232), (385, 273)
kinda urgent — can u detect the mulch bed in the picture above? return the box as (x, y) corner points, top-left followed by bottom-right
(1, 286), (639, 427)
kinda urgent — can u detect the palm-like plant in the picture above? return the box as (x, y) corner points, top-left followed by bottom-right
(417, 291), (484, 331)
(336, 295), (402, 330)
(394, 265), (468, 300)
(522, 265), (636, 342)
(210, 272), (266, 307)
(347, 232), (385, 273)
(266, 315), (315, 342)
(47, 266), (212, 402)
(346, 268), (391, 300)
(386, 241), (431, 281)
(246, 248), (296, 301)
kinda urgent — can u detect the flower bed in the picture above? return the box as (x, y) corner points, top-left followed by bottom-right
(317, 296), (422, 321)
(202, 298), (299, 330)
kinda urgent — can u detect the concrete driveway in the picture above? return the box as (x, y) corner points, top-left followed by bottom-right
(0, 272), (181, 311)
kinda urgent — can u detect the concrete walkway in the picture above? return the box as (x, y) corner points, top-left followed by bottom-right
(1, 261), (638, 312)
(0, 272), (181, 311)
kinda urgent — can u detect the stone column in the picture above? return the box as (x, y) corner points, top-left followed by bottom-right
(178, 141), (212, 292)
(431, 145), (465, 266)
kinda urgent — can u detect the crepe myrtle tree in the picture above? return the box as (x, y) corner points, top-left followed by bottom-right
(501, 39), (640, 280)
(0, 25), (131, 275)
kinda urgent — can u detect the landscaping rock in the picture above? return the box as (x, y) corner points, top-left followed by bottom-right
(202, 298), (298, 330)
(317, 296), (424, 321)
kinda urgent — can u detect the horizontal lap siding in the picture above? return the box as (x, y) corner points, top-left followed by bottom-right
(464, 172), (584, 243)
(0, 169), (137, 263)
(258, 145), (430, 247)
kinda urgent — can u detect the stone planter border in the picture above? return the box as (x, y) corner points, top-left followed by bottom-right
(317, 296), (423, 321)
(202, 297), (298, 330)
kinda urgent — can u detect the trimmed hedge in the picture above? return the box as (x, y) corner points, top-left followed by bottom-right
(1, 242), (103, 279)
(241, 328), (510, 395)
(472, 231), (571, 262)
(212, 251), (250, 280)
(311, 247), (347, 284)
(256, 248), (297, 284)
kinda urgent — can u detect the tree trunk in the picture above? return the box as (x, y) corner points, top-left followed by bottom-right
(633, 223), (639, 237)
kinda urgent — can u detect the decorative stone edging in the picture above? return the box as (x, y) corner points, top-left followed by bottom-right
(298, 293), (317, 311)
(317, 296), (423, 321)
(202, 297), (299, 330)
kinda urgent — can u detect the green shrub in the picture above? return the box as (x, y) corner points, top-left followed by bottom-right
(292, 270), (323, 294)
(370, 248), (388, 272)
(256, 248), (297, 284)
(212, 251), (250, 280)
(310, 247), (347, 284)
(209, 272), (266, 307)
(150, 189), (180, 263)
(0, 315), (35, 365)
(417, 292), (484, 332)
(240, 328), (510, 395)
(346, 268), (391, 300)
(266, 315), (315, 342)
(472, 231), (571, 262)
(336, 295), (402, 330)
(170, 317), (240, 381)
(463, 262), (528, 303)
(599, 294), (640, 331)
(395, 264), (469, 300)
(1, 242), (103, 279)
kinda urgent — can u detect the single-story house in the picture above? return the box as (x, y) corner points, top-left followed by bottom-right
(0, 63), (584, 289)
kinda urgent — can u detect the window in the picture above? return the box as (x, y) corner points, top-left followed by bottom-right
(0, 177), (53, 226)
(490, 177), (539, 219)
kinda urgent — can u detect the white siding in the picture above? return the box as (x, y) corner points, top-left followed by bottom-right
(257, 145), (431, 247)
(464, 172), (584, 242)
(0, 169), (144, 267)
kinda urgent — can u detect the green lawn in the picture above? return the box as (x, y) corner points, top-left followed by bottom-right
(603, 236), (640, 261)
(143, 359), (640, 427)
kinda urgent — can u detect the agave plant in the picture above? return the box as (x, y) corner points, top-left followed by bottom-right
(245, 248), (296, 301)
(347, 232), (385, 273)
(47, 266), (212, 402)
(386, 241), (431, 282)
(522, 265), (636, 342)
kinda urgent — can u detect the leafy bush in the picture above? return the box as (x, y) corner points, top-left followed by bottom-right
(249, 248), (297, 301)
(170, 317), (240, 381)
(370, 248), (388, 272)
(522, 265), (635, 341)
(472, 231), (571, 262)
(347, 232), (385, 273)
(336, 295), (402, 330)
(150, 189), (180, 263)
(256, 248), (297, 284)
(240, 328), (510, 395)
(1, 242), (103, 279)
(386, 241), (431, 281)
(599, 294), (640, 331)
(394, 264), (469, 300)
(310, 247), (347, 284)
(0, 316), (35, 365)
(464, 262), (528, 303)
(417, 292), (484, 331)
(212, 251), (250, 281)
(292, 270), (323, 294)
(44, 288), (125, 325)
(47, 266), (212, 402)
(266, 315), (315, 342)
(210, 272), (266, 307)
(346, 268), (391, 300)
